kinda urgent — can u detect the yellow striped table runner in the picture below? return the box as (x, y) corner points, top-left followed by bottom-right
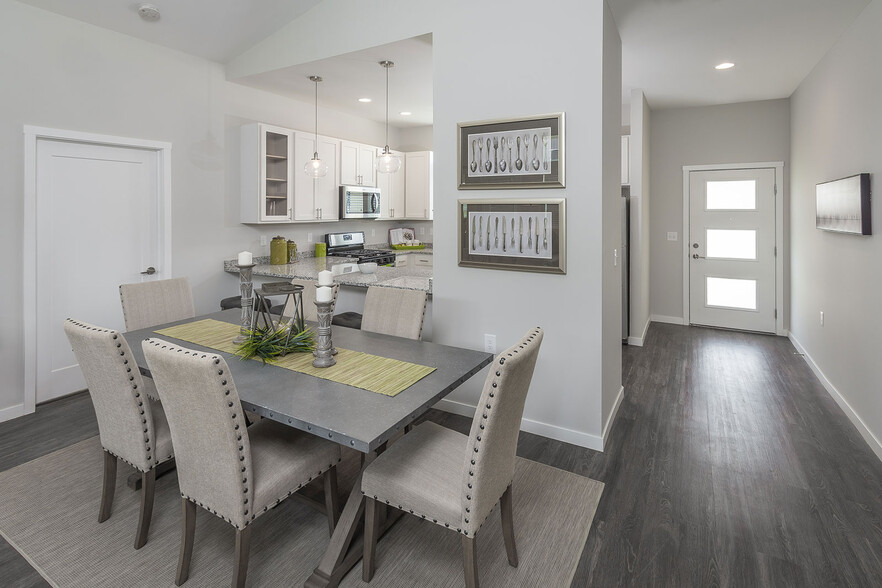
(153, 319), (435, 397)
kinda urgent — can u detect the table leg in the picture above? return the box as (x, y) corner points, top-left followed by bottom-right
(305, 445), (384, 588)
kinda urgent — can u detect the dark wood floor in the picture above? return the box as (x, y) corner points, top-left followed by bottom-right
(3, 323), (882, 586)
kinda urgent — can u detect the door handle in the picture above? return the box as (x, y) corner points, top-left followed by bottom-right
(141, 266), (156, 275)
(692, 254), (705, 259)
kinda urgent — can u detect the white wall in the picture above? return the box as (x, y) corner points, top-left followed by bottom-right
(628, 89), (651, 344)
(230, 0), (622, 449)
(648, 99), (790, 321)
(0, 0), (426, 418)
(397, 125), (433, 151)
(789, 0), (882, 459)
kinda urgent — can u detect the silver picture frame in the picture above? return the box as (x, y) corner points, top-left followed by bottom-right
(457, 198), (566, 274)
(457, 113), (565, 189)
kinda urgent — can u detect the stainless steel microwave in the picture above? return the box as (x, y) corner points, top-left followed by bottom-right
(340, 186), (381, 219)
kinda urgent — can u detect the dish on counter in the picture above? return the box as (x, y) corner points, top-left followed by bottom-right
(359, 262), (378, 274)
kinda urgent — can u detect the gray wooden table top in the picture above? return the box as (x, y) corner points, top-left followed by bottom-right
(123, 309), (492, 453)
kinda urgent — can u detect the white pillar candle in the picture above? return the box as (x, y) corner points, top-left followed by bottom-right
(237, 251), (252, 265)
(318, 270), (333, 286)
(316, 286), (333, 303)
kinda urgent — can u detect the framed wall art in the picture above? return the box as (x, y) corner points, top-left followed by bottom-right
(458, 198), (566, 274)
(457, 113), (565, 189)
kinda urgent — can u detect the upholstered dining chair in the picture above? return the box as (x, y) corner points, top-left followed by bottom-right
(63, 319), (175, 550)
(360, 286), (428, 340)
(142, 338), (342, 588)
(119, 277), (195, 331)
(361, 327), (544, 588)
(283, 279), (339, 323)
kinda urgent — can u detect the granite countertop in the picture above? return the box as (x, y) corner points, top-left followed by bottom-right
(224, 253), (433, 294)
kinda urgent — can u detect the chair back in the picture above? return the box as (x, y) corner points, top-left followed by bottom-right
(461, 327), (543, 534)
(284, 280), (338, 323)
(142, 338), (253, 529)
(63, 319), (158, 472)
(361, 286), (428, 340)
(119, 277), (195, 330)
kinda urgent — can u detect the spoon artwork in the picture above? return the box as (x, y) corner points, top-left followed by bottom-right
(493, 137), (499, 173)
(484, 139), (493, 172)
(470, 139), (478, 173)
(478, 140), (484, 174)
(524, 134), (531, 170)
(499, 138), (508, 172)
(542, 134), (549, 171)
(532, 135), (540, 170)
(511, 217), (515, 247)
(528, 217), (533, 249)
(515, 136), (523, 171)
(508, 139), (513, 172)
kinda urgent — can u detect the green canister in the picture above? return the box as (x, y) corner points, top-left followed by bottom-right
(287, 240), (297, 263)
(314, 242), (327, 257)
(270, 236), (287, 265)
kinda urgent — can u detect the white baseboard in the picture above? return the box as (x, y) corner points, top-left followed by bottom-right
(434, 398), (603, 451)
(602, 386), (625, 447)
(0, 403), (27, 424)
(789, 332), (882, 463)
(627, 316), (651, 346)
(651, 314), (685, 325)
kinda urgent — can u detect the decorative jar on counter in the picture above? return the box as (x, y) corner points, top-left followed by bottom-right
(270, 236), (288, 265)
(287, 240), (297, 263)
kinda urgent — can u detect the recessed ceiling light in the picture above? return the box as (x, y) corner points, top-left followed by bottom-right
(137, 4), (160, 22)
(399, 111), (412, 116)
(715, 62), (735, 70)
(358, 98), (372, 103)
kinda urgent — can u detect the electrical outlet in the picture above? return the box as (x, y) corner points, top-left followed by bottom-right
(820, 311), (824, 326)
(371, 228), (376, 237)
(667, 232), (678, 241)
(307, 232), (313, 243)
(484, 334), (496, 354)
(259, 235), (268, 247)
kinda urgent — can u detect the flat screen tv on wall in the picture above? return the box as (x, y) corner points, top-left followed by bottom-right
(816, 173), (871, 235)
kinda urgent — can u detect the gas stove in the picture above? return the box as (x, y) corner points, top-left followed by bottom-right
(325, 231), (395, 266)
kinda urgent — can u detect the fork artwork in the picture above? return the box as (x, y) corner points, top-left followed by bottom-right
(493, 137), (499, 173)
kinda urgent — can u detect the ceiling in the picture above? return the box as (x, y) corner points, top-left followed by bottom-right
(236, 35), (435, 129)
(610, 0), (871, 109)
(15, 0), (322, 63)
(14, 0), (872, 119)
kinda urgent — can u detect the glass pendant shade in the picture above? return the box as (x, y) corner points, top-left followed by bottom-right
(377, 146), (401, 174)
(305, 152), (328, 177)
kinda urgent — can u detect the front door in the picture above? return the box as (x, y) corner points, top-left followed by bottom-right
(688, 168), (776, 333)
(35, 138), (164, 403)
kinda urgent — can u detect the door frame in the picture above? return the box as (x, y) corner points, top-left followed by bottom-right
(681, 162), (785, 335)
(22, 126), (172, 417)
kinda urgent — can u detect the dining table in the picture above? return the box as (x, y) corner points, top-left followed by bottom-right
(123, 308), (494, 588)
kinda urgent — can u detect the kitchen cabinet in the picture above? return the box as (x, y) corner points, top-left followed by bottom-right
(241, 123), (294, 223)
(621, 135), (630, 186)
(405, 151), (433, 220)
(341, 141), (377, 187)
(376, 148), (406, 219)
(293, 132), (340, 221)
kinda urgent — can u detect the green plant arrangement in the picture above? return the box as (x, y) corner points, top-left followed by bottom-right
(235, 325), (316, 363)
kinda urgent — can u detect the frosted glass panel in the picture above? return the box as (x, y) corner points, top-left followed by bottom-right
(706, 180), (756, 210)
(706, 277), (757, 310)
(706, 229), (756, 259)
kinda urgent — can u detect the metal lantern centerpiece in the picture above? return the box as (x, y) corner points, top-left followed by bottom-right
(250, 282), (306, 351)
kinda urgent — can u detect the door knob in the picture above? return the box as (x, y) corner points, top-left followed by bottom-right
(141, 266), (157, 275)
(692, 254), (705, 259)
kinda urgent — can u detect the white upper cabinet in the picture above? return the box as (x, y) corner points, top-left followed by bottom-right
(621, 135), (630, 186)
(293, 132), (340, 222)
(405, 151), (433, 220)
(341, 140), (377, 187)
(376, 148), (406, 219)
(241, 123), (294, 224)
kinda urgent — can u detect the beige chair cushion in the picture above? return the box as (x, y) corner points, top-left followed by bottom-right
(248, 419), (342, 516)
(119, 277), (195, 331)
(362, 422), (466, 531)
(360, 287), (428, 340)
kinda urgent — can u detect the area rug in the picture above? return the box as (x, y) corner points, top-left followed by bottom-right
(0, 436), (603, 587)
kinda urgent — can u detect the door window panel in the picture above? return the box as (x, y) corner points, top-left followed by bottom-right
(706, 277), (757, 310)
(706, 229), (757, 260)
(706, 180), (756, 210)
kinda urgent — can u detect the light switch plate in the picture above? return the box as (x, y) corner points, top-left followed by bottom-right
(667, 232), (678, 241)
(307, 233), (313, 243)
(259, 235), (268, 247)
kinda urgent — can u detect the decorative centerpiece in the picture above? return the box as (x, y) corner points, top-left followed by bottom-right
(312, 271), (337, 368)
(235, 280), (315, 363)
(233, 251), (256, 344)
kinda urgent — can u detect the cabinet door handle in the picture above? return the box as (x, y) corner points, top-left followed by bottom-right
(319, 208), (323, 219)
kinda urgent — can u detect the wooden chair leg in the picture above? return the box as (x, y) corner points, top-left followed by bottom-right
(98, 451), (117, 523)
(500, 484), (518, 567)
(462, 534), (479, 588)
(176, 499), (196, 586)
(362, 497), (381, 582)
(323, 466), (340, 536)
(134, 468), (156, 549)
(232, 526), (252, 588)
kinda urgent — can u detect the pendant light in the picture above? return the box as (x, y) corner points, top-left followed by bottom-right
(304, 75), (329, 178)
(376, 60), (401, 174)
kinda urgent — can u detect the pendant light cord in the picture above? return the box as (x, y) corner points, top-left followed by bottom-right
(314, 78), (319, 149)
(385, 64), (390, 148)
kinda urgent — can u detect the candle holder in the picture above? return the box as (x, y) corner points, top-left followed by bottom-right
(233, 263), (256, 344)
(312, 295), (336, 368)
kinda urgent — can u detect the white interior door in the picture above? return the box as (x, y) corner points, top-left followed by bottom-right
(688, 168), (776, 333)
(35, 139), (163, 403)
